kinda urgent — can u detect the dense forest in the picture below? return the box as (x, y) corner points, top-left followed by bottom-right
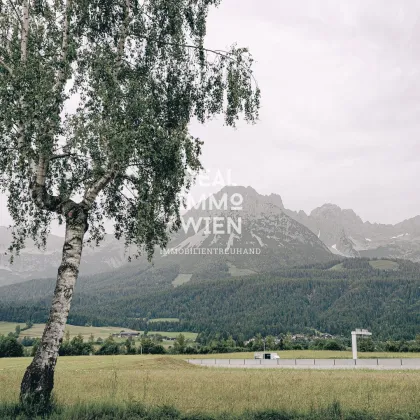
(0, 258), (419, 340)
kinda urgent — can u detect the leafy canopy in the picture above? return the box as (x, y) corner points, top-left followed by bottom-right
(0, 0), (260, 258)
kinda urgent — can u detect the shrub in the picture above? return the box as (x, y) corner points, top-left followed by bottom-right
(0, 335), (24, 358)
(20, 336), (38, 347)
(96, 337), (123, 355)
(59, 335), (93, 356)
(323, 340), (344, 351)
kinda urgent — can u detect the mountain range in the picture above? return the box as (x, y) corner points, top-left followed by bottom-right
(1, 185), (420, 286)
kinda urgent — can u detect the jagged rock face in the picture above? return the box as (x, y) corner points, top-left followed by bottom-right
(333, 231), (360, 258)
(287, 203), (420, 261)
(165, 186), (333, 274)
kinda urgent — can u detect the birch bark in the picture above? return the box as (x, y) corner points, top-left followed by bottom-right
(20, 212), (88, 407)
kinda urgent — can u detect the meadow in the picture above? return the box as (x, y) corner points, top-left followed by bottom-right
(0, 321), (197, 342)
(1, 354), (419, 418)
(2, 322), (420, 417)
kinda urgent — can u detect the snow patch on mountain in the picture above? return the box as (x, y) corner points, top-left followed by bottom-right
(226, 233), (240, 250)
(251, 232), (265, 247)
(174, 228), (209, 250)
(331, 244), (344, 256)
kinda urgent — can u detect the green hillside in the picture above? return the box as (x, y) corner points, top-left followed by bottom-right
(0, 258), (419, 340)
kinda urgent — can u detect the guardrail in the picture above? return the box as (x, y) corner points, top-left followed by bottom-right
(186, 358), (420, 369)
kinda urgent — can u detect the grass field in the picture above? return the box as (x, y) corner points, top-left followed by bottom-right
(0, 322), (26, 336)
(172, 274), (193, 287)
(227, 262), (256, 277)
(148, 318), (180, 323)
(0, 322), (197, 341)
(330, 260), (400, 271)
(369, 260), (399, 270)
(0, 355), (419, 417)
(0, 322), (139, 340)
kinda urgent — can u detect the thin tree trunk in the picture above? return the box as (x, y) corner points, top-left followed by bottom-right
(20, 215), (88, 409)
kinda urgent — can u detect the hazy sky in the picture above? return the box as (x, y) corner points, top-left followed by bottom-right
(189, 0), (420, 224)
(1, 0), (419, 229)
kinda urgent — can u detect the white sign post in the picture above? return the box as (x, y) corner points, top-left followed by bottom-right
(351, 329), (372, 360)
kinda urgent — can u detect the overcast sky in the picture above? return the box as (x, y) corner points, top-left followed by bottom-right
(189, 0), (420, 225)
(1, 0), (419, 230)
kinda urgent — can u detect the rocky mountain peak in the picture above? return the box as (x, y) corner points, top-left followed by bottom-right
(310, 203), (363, 226)
(265, 193), (284, 209)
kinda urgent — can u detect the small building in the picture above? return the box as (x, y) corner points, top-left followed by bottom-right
(113, 331), (140, 338)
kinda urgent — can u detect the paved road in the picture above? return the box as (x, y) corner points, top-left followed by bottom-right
(187, 358), (420, 370)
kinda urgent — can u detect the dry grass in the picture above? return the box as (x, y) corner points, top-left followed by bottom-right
(0, 355), (419, 415)
(0, 322), (26, 336)
(369, 260), (399, 270)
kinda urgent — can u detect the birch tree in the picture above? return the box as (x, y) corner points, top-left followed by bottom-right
(0, 0), (260, 409)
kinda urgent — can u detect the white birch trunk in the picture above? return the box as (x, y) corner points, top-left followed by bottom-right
(20, 216), (87, 407)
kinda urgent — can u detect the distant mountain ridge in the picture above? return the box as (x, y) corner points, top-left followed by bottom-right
(285, 203), (420, 260)
(1, 185), (420, 285)
(0, 227), (132, 286)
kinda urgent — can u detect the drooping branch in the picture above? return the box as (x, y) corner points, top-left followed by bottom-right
(7, 0), (23, 29)
(124, 37), (259, 87)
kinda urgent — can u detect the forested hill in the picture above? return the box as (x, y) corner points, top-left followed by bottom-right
(0, 258), (419, 340)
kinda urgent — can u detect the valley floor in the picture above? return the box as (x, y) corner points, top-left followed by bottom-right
(1, 354), (419, 417)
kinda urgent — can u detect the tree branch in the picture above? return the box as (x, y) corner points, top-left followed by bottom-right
(0, 32), (12, 53)
(31, 157), (62, 212)
(124, 40), (259, 87)
(49, 153), (72, 161)
(82, 168), (117, 208)
(116, 0), (132, 70)
(30, 155), (69, 213)
(16, 0), (29, 153)
(0, 57), (12, 75)
(20, 0), (29, 63)
(53, 0), (71, 93)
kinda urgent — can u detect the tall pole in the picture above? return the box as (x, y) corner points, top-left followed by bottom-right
(351, 331), (357, 360)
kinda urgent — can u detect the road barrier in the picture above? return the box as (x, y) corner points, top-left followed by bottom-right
(186, 358), (420, 370)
